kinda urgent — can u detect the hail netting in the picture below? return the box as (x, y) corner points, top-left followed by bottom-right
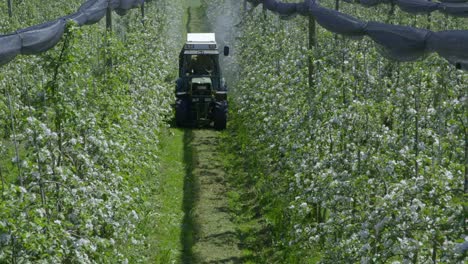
(246, 0), (468, 70)
(0, 0), (144, 66)
(356, 0), (468, 17)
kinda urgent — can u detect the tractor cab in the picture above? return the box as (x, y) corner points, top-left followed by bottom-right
(175, 33), (229, 129)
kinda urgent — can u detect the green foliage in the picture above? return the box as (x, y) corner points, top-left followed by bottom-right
(214, 0), (467, 263)
(0, 1), (182, 262)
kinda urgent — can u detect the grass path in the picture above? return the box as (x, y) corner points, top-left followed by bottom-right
(153, 1), (242, 262)
(151, 128), (186, 263)
(154, 128), (242, 263)
(182, 129), (242, 263)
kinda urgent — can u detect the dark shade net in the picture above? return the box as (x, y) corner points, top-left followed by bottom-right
(357, 0), (468, 16)
(67, 12), (90, 26)
(439, 3), (468, 17)
(427, 30), (468, 70)
(395, 0), (440, 14)
(78, 0), (98, 12)
(17, 19), (66, 55)
(0, 34), (21, 65)
(246, 0), (468, 70)
(80, 0), (108, 25)
(265, 0), (298, 15)
(311, 5), (367, 37)
(295, 2), (311, 16)
(0, 0), (145, 66)
(364, 22), (431, 61)
(439, 0), (468, 2)
(115, 0), (135, 15)
(109, 0), (122, 9)
(359, 0), (392, 7)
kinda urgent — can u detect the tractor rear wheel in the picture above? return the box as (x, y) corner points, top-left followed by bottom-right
(213, 100), (227, 130)
(175, 98), (189, 127)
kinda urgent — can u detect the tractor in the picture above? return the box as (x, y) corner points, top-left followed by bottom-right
(175, 33), (229, 130)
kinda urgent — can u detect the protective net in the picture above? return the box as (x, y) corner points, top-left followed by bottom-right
(426, 30), (468, 70)
(364, 22), (431, 61)
(439, 0), (468, 2)
(359, 0), (392, 7)
(77, 0), (108, 25)
(2, 0), (467, 70)
(439, 2), (468, 17)
(17, 19), (67, 55)
(0, 0), (144, 65)
(395, 0), (440, 14)
(357, 0), (468, 17)
(114, 0), (145, 16)
(310, 5), (367, 37)
(0, 34), (21, 65)
(248, 0), (468, 70)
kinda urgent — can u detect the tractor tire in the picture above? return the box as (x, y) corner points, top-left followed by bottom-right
(175, 98), (189, 127)
(213, 100), (227, 130)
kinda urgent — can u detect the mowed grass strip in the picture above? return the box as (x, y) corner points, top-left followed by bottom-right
(149, 128), (186, 263)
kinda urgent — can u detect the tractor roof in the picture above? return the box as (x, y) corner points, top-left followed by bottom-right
(184, 33), (218, 54)
(187, 33), (216, 43)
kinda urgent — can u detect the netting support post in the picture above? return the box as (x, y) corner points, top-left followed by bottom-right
(334, 0), (340, 42)
(106, 4), (113, 68)
(106, 6), (112, 31)
(243, 0), (247, 12)
(464, 106), (468, 235)
(7, 0), (12, 17)
(141, 2), (145, 26)
(308, 15), (316, 92)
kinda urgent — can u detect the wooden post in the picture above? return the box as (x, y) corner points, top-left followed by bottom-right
(464, 109), (468, 235)
(244, 0), (247, 12)
(106, 6), (112, 31)
(308, 15), (316, 92)
(7, 0), (12, 17)
(307, 13), (318, 223)
(140, 1), (145, 26)
(106, 4), (112, 68)
(465, 125), (467, 200)
(427, 0), (432, 30)
(334, 0), (340, 42)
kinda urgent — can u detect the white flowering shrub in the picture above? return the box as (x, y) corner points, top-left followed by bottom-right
(0, 1), (180, 262)
(215, 0), (467, 262)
